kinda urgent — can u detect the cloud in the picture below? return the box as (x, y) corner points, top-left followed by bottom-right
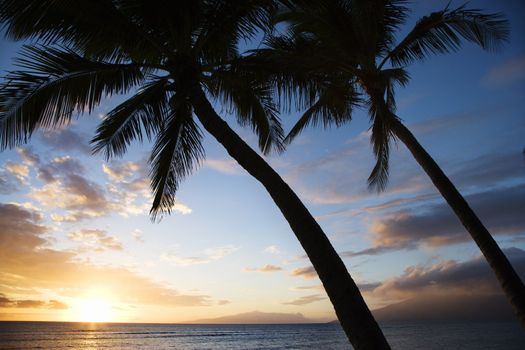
(48, 300), (68, 310)
(29, 156), (109, 219)
(171, 202), (192, 215)
(205, 245), (240, 259)
(16, 148), (40, 166)
(408, 111), (482, 135)
(289, 266), (318, 280)
(291, 284), (324, 291)
(39, 129), (91, 154)
(284, 114), (520, 207)
(162, 245), (240, 266)
(102, 162), (141, 182)
(364, 248), (525, 303)
(0, 202), (211, 307)
(450, 151), (525, 190)
(363, 183), (525, 252)
(0, 172), (21, 194)
(103, 159), (192, 216)
(217, 300), (231, 305)
(22, 155), (170, 221)
(243, 264), (283, 273)
(68, 229), (123, 251)
(5, 162), (29, 179)
(30, 171), (111, 221)
(204, 159), (244, 175)
(0, 203), (47, 243)
(132, 229), (144, 243)
(283, 294), (325, 306)
(0, 294), (68, 309)
(283, 130), (428, 205)
(481, 55), (525, 87)
(263, 245), (281, 254)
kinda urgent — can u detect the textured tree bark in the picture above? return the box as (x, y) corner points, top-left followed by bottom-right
(190, 84), (391, 350)
(390, 115), (525, 328)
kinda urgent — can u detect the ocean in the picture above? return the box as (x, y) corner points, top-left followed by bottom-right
(0, 321), (524, 349)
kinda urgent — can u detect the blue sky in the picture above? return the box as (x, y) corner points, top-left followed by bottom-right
(0, 0), (524, 323)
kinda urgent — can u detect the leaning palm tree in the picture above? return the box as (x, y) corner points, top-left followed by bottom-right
(248, 0), (525, 326)
(0, 0), (391, 348)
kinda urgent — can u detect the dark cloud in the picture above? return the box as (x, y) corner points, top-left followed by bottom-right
(39, 129), (91, 154)
(365, 247), (525, 300)
(289, 266), (318, 280)
(29, 156), (115, 221)
(343, 246), (399, 258)
(283, 294), (325, 306)
(450, 151), (525, 190)
(0, 203), (47, 247)
(16, 148), (40, 166)
(347, 183), (525, 256)
(0, 294), (68, 309)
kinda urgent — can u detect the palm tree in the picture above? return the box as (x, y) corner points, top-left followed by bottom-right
(248, 0), (525, 326)
(0, 0), (391, 348)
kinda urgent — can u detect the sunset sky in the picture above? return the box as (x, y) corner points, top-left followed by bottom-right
(1, 0), (524, 324)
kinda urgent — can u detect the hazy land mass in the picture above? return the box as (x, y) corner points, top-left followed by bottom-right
(189, 294), (516, 324)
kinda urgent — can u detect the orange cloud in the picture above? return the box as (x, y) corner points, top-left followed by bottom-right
(0, 203), (212, 313)
(282, 294), (325, 306)
(289, 266), (318, 280)
(243, 264), (282, 273)
(5, 162), (29, 178)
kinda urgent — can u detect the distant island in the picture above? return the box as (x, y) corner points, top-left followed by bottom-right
(188, 294), (516, 324)
(188, 311), (312, 324)
(371, 294), (516, 322)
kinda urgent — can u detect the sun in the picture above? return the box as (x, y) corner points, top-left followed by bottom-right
(70, 291), (115, 323)
(77, 298), (113, 322)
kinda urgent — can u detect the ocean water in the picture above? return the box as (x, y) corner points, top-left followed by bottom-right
(0, 321), (524, 349)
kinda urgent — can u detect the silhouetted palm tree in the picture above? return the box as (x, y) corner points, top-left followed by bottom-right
(247, 0), (524, 326)
(0, 0), (390, 348)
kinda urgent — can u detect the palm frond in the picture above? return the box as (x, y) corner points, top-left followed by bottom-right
(0, 0), (170, 62)
(384, 4), (509, 67)
(276, 0), (359, 58)
(367, 116), (393, 192)
(206, 68), (285, 154)
(149, 95), (204, 220)
(349, 0), (410, 57)
(91, 78), (170, 159)
(380, 68), (410, 112)
(285, 82), (358, 144)
(194, 0), (276, 62)
(0, 45), (145, 150)
(246, 33), (349, 115)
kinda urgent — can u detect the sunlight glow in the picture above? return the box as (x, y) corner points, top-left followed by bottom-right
(71, 290), (115, 322)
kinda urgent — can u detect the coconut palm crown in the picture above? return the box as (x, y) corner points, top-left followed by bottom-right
(245, 0), (525, 326)
(0, 0), (286, 218)
(0, 1), (393, 348)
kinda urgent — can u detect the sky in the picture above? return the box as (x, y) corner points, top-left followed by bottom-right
(0, 0), (524, 324)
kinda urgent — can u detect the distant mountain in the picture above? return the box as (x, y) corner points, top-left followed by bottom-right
(372, 294), (516, 322)
(189, 311), (314, 324)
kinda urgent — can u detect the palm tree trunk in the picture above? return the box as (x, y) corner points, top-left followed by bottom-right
(390, 115), (525, 327)
(190, 84), (391, 350)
